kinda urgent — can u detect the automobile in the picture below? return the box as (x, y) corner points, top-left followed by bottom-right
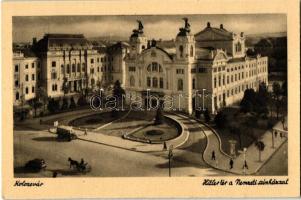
(56, 126), (77, 141)
(24, 159), (46, 172)
(57, 132), (77, 141)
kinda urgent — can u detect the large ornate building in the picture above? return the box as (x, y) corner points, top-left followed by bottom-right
(124, 19), (268, 114)
(13, 19), (268, 114)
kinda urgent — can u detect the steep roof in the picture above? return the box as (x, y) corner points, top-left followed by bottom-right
(34, 33), (92, 52)
(195, 25), (234, 41)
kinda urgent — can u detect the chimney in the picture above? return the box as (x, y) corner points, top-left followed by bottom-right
(207, 22), (211, 28)
(220, 24), (224, 29)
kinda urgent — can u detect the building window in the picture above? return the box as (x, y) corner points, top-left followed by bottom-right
(222, 75), (225, 85)
(90, 68), (94, 74)
(129, 66), (136, 72)
(192, 78), (196, 89)
(25, 64), (28, 69)
(190, 45), (194, 57)
(72, 64), (76, 72)
(32, 63), (35, 68)
(198, 67), (207, 73)
(179, 45), (183, 57)
(130, 76), (135, 87)
(214, 77), (217, 88)
(147, 77), (151, 87)
(97, 58), (100, 63)
(16, 92), (19, 100)
(32, 74), (35, 81)
(32, 86), (35, 93)
(160, 77), (164, 89)
(14, 65), (19, 72)
(51, 72), (57, 80)
(82, 63), (85, 72)
(227, 76), (229, 84)
(91, 58), (94, 64)
(67, 64), (70, 74)
(61, 64), (64, 74)
(178, 79), (183, 91)
(231, 75), (233, 82)
(176, 69), (184, 74)
(25, 74), (29, 82)
(15, 80), (19, 87)
(218, 76), (221, 87)
(152, 62), (158, 72)
(152, 77), (158, 88)
(25, 87), (29, 94)
(52, 61), (56, 67)
(77, 63), (81, 72)
(242, 72), (244, 79)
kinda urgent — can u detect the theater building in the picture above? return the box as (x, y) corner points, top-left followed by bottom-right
(124, 20), (268, 114)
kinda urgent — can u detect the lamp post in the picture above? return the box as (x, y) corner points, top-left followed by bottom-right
(202, 89), (206, 111)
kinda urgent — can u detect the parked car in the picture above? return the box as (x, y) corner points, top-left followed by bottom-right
(24, 159), (46, 172)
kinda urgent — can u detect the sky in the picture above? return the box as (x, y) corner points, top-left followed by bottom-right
(13, 14), (286, 43)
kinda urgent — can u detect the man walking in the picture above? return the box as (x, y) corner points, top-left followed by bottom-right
(229, 158), (234, 169)
(211, 150), (216, 160)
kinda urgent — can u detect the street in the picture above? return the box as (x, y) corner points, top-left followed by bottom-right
(14, 129), (226, 177)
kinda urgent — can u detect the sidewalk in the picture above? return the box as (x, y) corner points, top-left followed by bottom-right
(72, 114), (190, 153)
(201, 118), (288, 175)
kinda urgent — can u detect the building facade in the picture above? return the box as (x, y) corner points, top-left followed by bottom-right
(124, 20), (268, 114)
(13, 20), (268, 114)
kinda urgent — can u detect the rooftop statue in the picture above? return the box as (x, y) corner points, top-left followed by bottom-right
(178, 18), (191, 36)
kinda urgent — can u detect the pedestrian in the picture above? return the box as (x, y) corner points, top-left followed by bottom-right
(211, 150), (216, 160)
(229, 158), (234, 169)
(242, 160), (249, 169)
(163, 141), (167, 150)
(52, 171), (58, 178)
(84, 128), (88, 136)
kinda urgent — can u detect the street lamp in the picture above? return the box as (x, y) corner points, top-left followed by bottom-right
(202, 89), (206, 111)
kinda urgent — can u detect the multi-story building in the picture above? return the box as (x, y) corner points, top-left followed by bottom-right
(124, 20), (268, 114)
(13, 50), (40, 106)
(13, 20), (268, 115)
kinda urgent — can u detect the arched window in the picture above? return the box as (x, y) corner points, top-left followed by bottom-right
(153, 77), (158, 88)
(178, 79), (183, 91)
(147, 64), (151, 72)
(190, 45), (194, 57)
(179, 45), (184, 57)
(159, 64), (163, 72)
(130, 76), (135, 87)
(16, 92), (19, 100)
(72, 63), (76, 72)
(152, 62), (158, 72)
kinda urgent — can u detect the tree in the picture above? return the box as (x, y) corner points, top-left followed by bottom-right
(69, 97), (76, 109)
(28, 97), (43, 117)
(267, 120), (275, 148)
(255, 141), (265, 162)
(61, 97), (69, 110)
(47, 98), (60, 114)
(240, 89), (256, 113)
(77, 95), (88, 106)
(112, 80), (125, 117)
(154, 106), (164, 125)
(272, 82), (282, 119)
(204, 109), (211, 123)
(36, 86), (48, 112)
(62, 77), (70, 97)
(214, 111), (227, 128)
(255, 82), (269, 116)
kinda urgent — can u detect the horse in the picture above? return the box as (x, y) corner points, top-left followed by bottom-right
(68, 157), (80, 169)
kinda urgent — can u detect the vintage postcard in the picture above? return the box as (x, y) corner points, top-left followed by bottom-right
(2, 0), (300, 198)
